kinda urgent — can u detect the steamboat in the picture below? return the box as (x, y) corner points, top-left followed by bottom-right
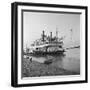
(25, 29), (65, 55)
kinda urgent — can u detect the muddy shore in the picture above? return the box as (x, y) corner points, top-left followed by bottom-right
(22, 58), (79, 77)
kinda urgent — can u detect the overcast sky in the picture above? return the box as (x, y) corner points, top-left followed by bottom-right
(23, 11), (80, 48)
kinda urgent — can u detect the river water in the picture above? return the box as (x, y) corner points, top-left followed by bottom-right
(29, 48), (80, 74)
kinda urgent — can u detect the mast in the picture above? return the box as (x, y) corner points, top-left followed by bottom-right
(70, 29), (73, 45)
(56, 27), (58, 51)
(56, 27), (58, 42)
(70, 29), (72, 41)
(70, 29), (73, 47)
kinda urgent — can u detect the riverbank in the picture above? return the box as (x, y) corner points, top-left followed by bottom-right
(22, 58), (79, 77)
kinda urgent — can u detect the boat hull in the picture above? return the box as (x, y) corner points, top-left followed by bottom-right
(28, 50), (65, 56)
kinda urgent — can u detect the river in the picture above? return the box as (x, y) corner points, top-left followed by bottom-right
(28, 48), (80, 74)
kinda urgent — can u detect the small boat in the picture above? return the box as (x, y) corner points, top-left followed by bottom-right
(44, 55), (53, 65)
(44, 59), (53, 65)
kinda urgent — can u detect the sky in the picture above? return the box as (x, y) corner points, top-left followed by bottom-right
(23, 11), (80, 48)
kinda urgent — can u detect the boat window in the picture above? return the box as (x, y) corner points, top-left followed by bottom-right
(36, 48), (38, 50)
(59, 46), (62, 48)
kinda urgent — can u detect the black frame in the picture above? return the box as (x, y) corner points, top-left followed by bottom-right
(11, 2), (88, 87)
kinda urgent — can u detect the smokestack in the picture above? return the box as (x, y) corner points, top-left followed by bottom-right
(50, 32), (52, 39)
(50, 32), (52, 43)
(42, 30), (45, 42)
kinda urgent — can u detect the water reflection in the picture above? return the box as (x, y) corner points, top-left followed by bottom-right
(27, 48), (80, 74)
